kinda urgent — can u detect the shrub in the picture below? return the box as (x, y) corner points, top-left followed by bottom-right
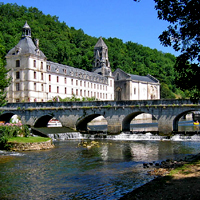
(0, 123), (30, 150)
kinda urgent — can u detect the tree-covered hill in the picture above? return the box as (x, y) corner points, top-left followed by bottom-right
(0, 3), (184, 99)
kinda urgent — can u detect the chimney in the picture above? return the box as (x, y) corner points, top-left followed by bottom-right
(35, 39), (39, 49)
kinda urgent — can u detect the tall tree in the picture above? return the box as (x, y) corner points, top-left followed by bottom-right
(134, 0), (200, 98)
(0, 60), (10, 107)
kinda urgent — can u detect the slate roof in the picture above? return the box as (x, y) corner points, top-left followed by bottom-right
(6, 37), (46, 58)
(129, 74), (158, 83)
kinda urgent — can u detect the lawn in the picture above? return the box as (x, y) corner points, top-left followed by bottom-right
(8, 136), (51, 143)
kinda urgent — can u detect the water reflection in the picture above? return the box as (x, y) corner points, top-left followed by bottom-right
(1, 140), (200, 199)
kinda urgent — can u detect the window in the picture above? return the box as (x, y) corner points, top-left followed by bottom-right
(100, 85), (102, 90)
(34, 83), (36, 91)
(80, 89), (82, 96)
(65, 77), (67, 84)
(88, 82), (89, 88)
(80, 81), (82, 86)
(49, 75), (51, 81)
(65, 87), (67, 94)
(106, 94), (107, 99)
(57, 86), (59, 93)
(71, 88), (74, 94)
(16, 72), (20, 79)
(57, 76), (59, 83)
(41, 73), (43, 80)
(94, 92), (96, 97)
(49, 85), (51, 92)
(16, 83), (20, 91)
(34, 72), (36, 79)
(97, 84), (99, 89)
(16, 99), (20, 102)
(94, 84), (96, 89)
(16, 60), (20, 67)
(134, 88), (136, 95)
(76, 89), (78, 95)
(71, 79), (73, 85)
(91, 83), (92, 88)
(84, 81), (86, 87)
(84, 90), (86, 96)
(76, 80), (78, 86)
(33, 60), (36, 68)
(110, 80), (112, 87)
(88, 91), (89, 97)
(41, 84), (44, 91)
(41, 62), (43, 70)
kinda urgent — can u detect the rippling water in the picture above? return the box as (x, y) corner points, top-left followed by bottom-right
(1, 139), (200, 200)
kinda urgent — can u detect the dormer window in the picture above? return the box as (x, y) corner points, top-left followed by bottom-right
(15, 47), (21, 54)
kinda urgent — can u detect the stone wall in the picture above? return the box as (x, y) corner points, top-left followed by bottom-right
(9, 139), (55, 151)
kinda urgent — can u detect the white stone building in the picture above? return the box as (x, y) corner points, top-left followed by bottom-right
(5, 22), (160, 103)
(5, 22), (114, 102)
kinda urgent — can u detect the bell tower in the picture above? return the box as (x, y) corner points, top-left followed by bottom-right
(93, 37), (112, 77)
(22, 21), (31, 38)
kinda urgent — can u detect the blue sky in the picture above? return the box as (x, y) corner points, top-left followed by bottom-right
(3, 0), (179, 56)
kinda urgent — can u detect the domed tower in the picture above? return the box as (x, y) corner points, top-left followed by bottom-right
(5, 22), (47, 102)
(92, 37), (112, 77)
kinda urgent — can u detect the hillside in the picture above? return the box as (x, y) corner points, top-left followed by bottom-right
(0, 2), (183, 99)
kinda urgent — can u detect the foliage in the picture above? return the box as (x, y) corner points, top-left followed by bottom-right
(153, 0), (200, 99)
(134, 0), (200, 99)
(0, 122), (30, 150)
(0, 2), (189, 99)
(49, 95), (98, 102)
(154, 0), (200, 63)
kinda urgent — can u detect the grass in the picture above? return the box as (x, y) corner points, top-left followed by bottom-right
(8, 136), (51, 143)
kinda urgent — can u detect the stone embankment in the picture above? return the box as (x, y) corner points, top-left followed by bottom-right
(142, 154), (199, 176)
(8, 139), (55, 151)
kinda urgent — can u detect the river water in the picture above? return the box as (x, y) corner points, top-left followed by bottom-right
(1, 120), (200, 200)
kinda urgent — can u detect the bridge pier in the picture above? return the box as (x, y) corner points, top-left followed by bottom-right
(157, 116), (174, 135)
(106, 116), (122, 134)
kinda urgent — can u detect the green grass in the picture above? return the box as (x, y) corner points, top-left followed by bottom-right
(8, 136), (51, 143)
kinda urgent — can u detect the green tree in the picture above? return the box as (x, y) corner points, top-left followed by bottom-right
(0, 60), (10, 107)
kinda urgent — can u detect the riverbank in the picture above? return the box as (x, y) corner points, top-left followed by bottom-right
(7, 136), (54, 151)
(120, 154), (200, 200)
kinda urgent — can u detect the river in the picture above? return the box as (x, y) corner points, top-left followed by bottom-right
(1, 120), (200, 199)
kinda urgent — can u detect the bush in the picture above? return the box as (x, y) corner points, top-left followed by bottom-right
(0, 123), (30, 150)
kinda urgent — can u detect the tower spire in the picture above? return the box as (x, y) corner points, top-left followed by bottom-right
(93, 37), (112, 76)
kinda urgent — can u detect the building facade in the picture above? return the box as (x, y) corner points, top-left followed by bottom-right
(113, 68), (160, 100)
(5, 22), (160, 103)
(5, 22), (114, 102)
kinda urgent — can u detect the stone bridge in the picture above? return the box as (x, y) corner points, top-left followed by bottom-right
(0, 99), (199, 135)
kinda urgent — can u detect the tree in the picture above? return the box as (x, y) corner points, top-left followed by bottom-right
(0, 60), (11, 107)
(134, 0), (200, 99)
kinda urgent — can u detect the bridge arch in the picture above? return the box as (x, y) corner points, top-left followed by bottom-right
(122, 111), (157, 132)
(173, 110), (194, 131)
(0, 113), (18, 124)
(34, 115), (56, 127)
(76, 114), (104, 131)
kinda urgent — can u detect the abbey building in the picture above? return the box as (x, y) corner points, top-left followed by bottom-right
(5, 22), (160, 102)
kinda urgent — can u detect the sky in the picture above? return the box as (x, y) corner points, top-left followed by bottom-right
(2, 0), (179, 56)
